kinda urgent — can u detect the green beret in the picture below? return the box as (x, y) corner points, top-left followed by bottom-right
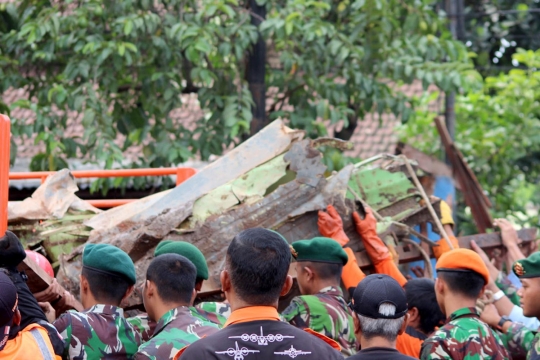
(154, 241), (209, 280)
(83, 244), (136, 284)
(154, 240), (174, 255)
(513, 252), (540, 279)
(291, 237), (348, 265)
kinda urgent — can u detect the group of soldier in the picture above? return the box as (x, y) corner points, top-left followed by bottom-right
(0, 200), (539, 359)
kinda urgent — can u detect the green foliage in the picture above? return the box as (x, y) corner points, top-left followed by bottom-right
(0, 0), (476, 177)
(262, 0), (479, 138)
(399, 48), (540, 230)
(1, 0), (257, 171)
(464, 0), (540, 72)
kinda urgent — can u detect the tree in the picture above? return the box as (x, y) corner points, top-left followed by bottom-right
(463, 0), (540, 72)
(1, 0), (476, 176)
(398, 48), (540, 232)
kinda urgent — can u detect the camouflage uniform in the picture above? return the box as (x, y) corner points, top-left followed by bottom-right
(128, 306), (225, 342)
(134, 306), (220, 360)
(500, 322), (540, 359)
(53, 304), (142, 360)
(420, 307), (510, 360)
(281, 286), (357, 356)
(128, 314), (157, 343)
(195, 301), (232, 325)
(495, 271), (521, 306)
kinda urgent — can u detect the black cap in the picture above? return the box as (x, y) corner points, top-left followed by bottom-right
(0, 231), (26, 268)
(351, 274), (408, 319)
(0, 272), (17, 351)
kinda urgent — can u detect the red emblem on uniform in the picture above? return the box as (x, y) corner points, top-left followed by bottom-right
(514, 262), (525, 276)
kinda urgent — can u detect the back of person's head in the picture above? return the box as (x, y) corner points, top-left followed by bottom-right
(435, 248), (488, 300)
(81, 267), (132, 305)
(226, 228), (291, 305)
(81, 243), (136, 305)
(303, 261), (342, 283)
(437, 271), (486, 299)
(404, 278), (445, 334)
(147, 254), (197, 304)
(291, 237), (347, 284)
(154, 241), (209, 284)
(357, 303), (405, 342)
(351, 274), (408, 342)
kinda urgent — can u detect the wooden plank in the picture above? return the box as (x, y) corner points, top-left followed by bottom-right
(435, 117), (493, 232)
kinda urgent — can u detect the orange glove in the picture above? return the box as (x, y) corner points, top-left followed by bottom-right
(353, 209), (391, 263)
(353, 209), (407, 287)
(318, 205), (350, 246)
(432, 236), (460, 260)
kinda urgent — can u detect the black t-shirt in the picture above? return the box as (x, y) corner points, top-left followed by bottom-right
(180, 319), (343, 360)
(349, 347), (416, 360)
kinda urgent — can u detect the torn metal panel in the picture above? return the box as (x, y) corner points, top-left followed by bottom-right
(284, 140), (326, 187)
(8, 169), (101, 221)
(347, 167), (420, 213)
(184, 154), (289, 228)
(288, 164), (354, 218)
(176, 140), (350, 291)
(84, 119), (303, 258)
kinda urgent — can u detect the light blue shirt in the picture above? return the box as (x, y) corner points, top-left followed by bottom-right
(506, 271), (522, 289)
(509, 305), (540, 330)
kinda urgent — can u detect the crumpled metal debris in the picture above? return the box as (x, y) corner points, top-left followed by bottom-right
(8, 169), (101, 221)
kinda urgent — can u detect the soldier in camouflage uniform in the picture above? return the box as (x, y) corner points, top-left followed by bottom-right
(282, 237), (357, 356)
(53, 244), (142, 359)
(128, 241), (227, 339)
(420, 249), (509, 360)
(490, 252), (540, 360)
(134, 254), (219, 360)
(195, 301), (231, 324)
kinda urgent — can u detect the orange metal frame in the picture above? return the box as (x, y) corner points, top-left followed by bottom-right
(0, 115), (10, 236)
(8, 163), (196, 209)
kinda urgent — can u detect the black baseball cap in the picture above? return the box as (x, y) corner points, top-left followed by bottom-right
(0, 272), (18, 351)
(351, 274), (408, 319)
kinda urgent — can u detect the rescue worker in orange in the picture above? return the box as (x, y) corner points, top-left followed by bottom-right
(0, 271), (60, 360)
(317, 202), (456, 357)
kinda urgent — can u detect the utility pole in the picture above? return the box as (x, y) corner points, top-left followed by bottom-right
(246, 0), (267, 136)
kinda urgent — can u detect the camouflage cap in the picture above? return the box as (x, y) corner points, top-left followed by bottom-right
(513, 252), (540, 278)
(292, 237), (348, 265)
(83, 243), (136, 284)
(154, 241), (209, 280)
(436, 248), (489, 284)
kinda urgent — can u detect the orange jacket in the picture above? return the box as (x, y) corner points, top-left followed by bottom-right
(0, 323), (61, 360)
(396, 332), (422, 358)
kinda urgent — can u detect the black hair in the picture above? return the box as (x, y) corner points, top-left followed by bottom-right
(301, 261), (342, 283)
(226, 228), (292, 305)
(437, 270), (486, 299)
(404, 278), (445, 334)
(147, 254), (197, 304)
(81, 267), (131, 305)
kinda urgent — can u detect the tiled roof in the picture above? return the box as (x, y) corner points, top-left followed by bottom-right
(345, 82), (443, 160)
